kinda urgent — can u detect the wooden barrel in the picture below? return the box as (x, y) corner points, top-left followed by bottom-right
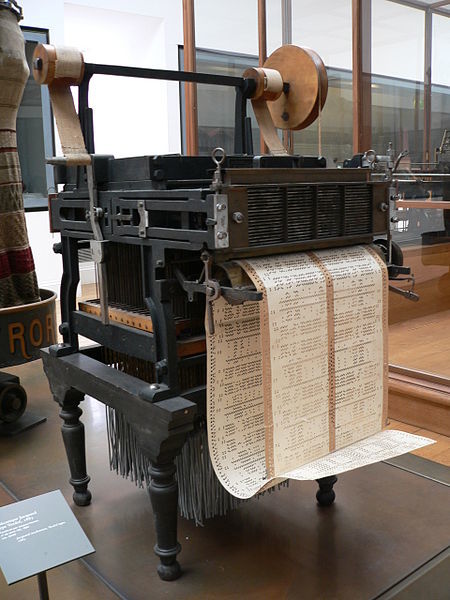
(0, 289), (57, 368)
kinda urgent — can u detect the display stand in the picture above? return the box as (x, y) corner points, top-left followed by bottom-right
(0, 490), (95, 595)
(37, 571), (49, 600)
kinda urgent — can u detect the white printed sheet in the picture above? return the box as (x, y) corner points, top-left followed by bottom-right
(206, 246), (433, 499)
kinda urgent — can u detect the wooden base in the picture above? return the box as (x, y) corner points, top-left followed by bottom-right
(388, 368), (450, 437)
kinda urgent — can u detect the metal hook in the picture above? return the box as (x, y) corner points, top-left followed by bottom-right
(211, 147), (226, 166)
(211, 147), (226, 192)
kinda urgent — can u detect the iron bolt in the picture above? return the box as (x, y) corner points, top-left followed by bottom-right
(33, 57), (43, 71)
(216, 203), (226, 211)
(149, 383), (160, 390)
(217, 231), (227, 240)
(232, 211), (244, 224)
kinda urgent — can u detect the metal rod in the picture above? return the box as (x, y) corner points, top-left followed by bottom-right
(258, 0), (268, 154)
(389, 284), (420, 301)
(395, 173), (450, 177)
(423, 9), (432, 163)
(37, 571), (49, 600)
(281, 0), (292, 45)
(386, 0), (450, 18)
(429, 0), (450, 9)
(83, 62), (245, 88)
(281, 0), (293, 153)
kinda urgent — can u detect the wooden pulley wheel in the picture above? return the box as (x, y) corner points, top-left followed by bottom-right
(263, 44), (327, 131)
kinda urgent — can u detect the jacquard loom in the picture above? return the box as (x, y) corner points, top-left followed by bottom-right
(32, 43), (413, 581)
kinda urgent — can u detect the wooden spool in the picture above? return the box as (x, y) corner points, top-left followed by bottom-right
(32, 44), (85, 86)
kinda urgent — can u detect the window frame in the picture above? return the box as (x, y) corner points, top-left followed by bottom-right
(20, 26), (55, 212)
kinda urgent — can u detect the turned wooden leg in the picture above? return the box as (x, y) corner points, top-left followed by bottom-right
(149, 461), (181, 581)
(316, 475), (337, 507)
(59, 389), (92, 506)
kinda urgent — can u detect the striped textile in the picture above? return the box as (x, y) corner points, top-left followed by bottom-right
(0, 10), (40, 307)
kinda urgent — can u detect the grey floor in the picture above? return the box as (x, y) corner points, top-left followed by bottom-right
(0, 359), (449, 599)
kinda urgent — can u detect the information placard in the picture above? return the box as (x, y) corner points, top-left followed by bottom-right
(0, 490), (94, 584)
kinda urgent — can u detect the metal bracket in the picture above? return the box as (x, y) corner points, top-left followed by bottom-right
(209, 148), (229, 250)
(137, 200), (149, 238)
(111, 211), (132, 224)
(174, 256), (262, 336)
(90, 239), (108, 263)
(388, 265), (419, 302)
(213, 194), (229, 249)
(389, 281), (419, 302)
(174, 267), (262, 304)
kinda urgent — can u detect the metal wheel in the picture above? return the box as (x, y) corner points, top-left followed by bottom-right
(373, 238), (403, 266)
(0, 383), (27, 423)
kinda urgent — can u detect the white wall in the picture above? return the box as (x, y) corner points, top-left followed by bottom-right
(17, 0), (450, 295)
(19, 0), (184, 294)
(64, 4), (171, 158)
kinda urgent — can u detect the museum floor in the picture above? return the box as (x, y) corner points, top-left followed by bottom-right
(0, 358), (449, 600)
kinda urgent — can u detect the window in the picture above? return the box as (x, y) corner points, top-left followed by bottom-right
(293, 68), (353, 166)
(17, 28), (54, 211)
(372, 75), (424, 164)
(179, 48), (259, 155)
(179, 48), (353, 162)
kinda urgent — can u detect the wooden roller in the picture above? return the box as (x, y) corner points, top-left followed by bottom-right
(244, 45), (328, 155)
(32, 44), (89, 165)
(32, 43), (85, 86)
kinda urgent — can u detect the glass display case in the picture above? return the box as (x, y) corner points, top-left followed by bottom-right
(389, 163), (450, 379)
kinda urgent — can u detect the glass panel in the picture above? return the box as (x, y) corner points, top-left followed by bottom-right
(16, 40), (47, 202)
(293, 68), (353, 165)
(431, 14), (450, 153)
(291, 0), (353, 70)
(432, 14), (450, 87)
(421, 0), (450, 16)
(16, 31), (54, 210)
(379, 7), (450, 380)
(372, 0), (424, 81)
(372, 75), (424, 164)
(389, 178), (450, 378)
(184, 50), (353, 162)
(180, 49), (259, 155)
(266, 0), (282, 55)
(194, 0), (258, 55)
(431, 85), (450, 159)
